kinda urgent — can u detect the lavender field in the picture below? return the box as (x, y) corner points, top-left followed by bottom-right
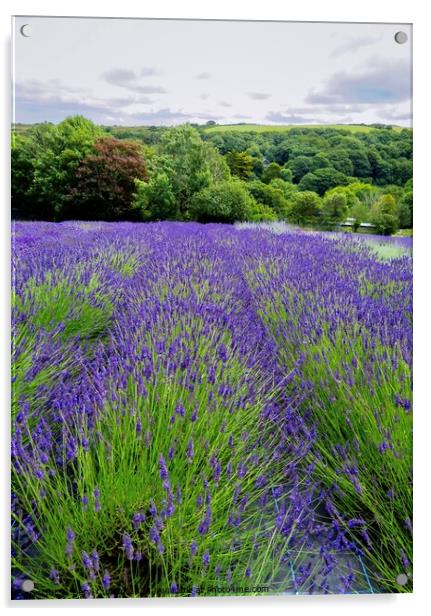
(11, 221), (412, 598)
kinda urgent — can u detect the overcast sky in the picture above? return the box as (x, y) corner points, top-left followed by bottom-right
(13, 17), (412, 127)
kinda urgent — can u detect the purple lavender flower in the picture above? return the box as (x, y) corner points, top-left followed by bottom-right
(190, 539), (198, 558)
(159, 455), (169, 481)
(91, 549), (99, 572)
(102, 570), (111, 590)
(122, 534), (134, 560)
(82, 550), (93, 570)
(186, 438), (194, 462)
(175, 403), (185, 417)
(133, 511), (145, 530)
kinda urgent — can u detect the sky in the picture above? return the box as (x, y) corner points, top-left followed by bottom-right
(13, 17), (412, 127)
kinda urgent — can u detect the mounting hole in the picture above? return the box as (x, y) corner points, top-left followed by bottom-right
(396, 573), (408, 586)
(394, 31), (408, 44)
(21, 579), (35, 592)
(20, 24), (32, 38)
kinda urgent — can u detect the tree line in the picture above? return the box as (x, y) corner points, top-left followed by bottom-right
(12, 116), (413, 234)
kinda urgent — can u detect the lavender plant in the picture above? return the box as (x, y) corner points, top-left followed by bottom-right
(11, 221), (412, 597)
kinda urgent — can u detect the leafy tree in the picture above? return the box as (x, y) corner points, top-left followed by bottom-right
(397, 190), (413, 229)
(370, 194), (399, 235)
(225, 151), (254, 180)
(29, 116), (104, 219)
(313, 152), (331, 169)
(269, 178), (298, 201)
(280, 166), (293, 183)
(271, 140), (291, 165)
(11, 135), (36, 218)
(153, 125), (230, 218)
(247, 202), (278, 222)
(324, 185), (359, 211)
(289, 191), (322, 226)
(321, 191), (348, 225)
(350, 201), (370, 231)
(262, 162), (283, 184)
(326, 149), (354, 175)
(347, 182), (381, 208)
(133, 173), (176, 221)
(189, 180), (255, 223)
(298, 167), (350, 196)
(66, 137), (148, 220)
(288, 155), (315, 183)
(247, 180), (291, 219)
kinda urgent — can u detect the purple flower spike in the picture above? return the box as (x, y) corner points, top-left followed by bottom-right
(102, 570), (111, 590)
(159, 455), (169, 480)
(203, 549), (210, 567)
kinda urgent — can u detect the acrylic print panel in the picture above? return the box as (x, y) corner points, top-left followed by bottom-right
(11, 16), (412, 599)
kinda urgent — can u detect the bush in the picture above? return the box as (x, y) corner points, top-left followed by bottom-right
(247, 180), (291, 219)
(247, 202), (278, 222)
(370, 194), (399, 235)
(289, 191), (322, 226)
(321, 191), (348, 225)
(189, 180), (255, 223)
(133, 173), (177, 221)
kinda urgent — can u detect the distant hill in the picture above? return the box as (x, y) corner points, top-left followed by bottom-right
(12, 122), (409, 136)
(202, 123), (407, 134)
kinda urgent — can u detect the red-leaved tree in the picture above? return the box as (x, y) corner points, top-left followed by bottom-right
(67, 137), (148, 220)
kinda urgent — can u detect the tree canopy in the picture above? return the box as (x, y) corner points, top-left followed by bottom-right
(12, 118), (413, 232)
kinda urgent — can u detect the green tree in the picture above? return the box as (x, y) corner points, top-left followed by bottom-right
(269, 178), (298, 201)
(247, 202), (278, 222)
(326, 149), (354, 175)
(350, 201), (370, 231)
(152, 125), (230, 218)
(324, 185), (360, 211)
(225, 151), (254, 180)
(11, 134), (36, 218)
(280, 166), (293, 183)
(288, 155), (315, 183)
(397, 190), (413, 229)
(29, 116), (104, 219)
(262, 162), (283, 184)
(133, 173), (177, 221)
(321, 192), (348, 226)
(189, 180), (255, 223)
(370, 194), (399, 235)
(298, 167), (350, 196)
(289, 191), (322, 226)
(247, 180), (291, 219)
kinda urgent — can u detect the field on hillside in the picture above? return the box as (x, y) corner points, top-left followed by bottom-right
(202, 124), (405, 134)
(11, 221), (412, 598)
